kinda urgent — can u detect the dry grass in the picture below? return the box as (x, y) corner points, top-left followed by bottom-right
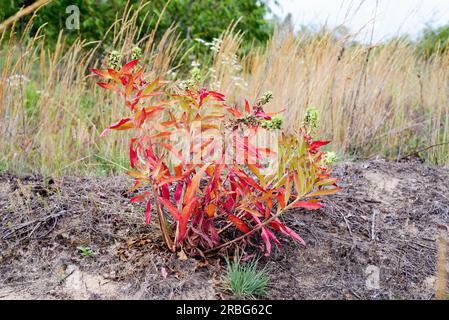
(1, 8), (448, 177)
(213, 28), (449, 165)
(0, 2), (182, 176)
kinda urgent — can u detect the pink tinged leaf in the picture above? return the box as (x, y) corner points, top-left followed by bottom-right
(209, 222), (219, 243)
(174, 182), (183, 203)
(292, 201), (324, 210)
(130, 191), (151, 203)
(145, 199), (152, 225)
(260, 227), (271, 256)
(270, 220), (306, 246)
(281, 225), (305, 246)
(265, 226), (281, 247)
(255, 111), (272, 120)
(253, 216), (280, 256)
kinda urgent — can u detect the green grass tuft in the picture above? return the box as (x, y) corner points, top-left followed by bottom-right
(222, 253), (269, 299)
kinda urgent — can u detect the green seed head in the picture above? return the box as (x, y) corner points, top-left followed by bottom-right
(108, 50), (122, 70)
(131, 47), (142, 60)
(324, 151), (338, 165)
(257, 91), (274, 106)
(190, 67), (202, 84)
(261, 114), (283, 130)
(304, 107), (319, 129)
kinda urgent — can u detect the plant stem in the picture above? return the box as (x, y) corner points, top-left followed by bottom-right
(152, 184), (175, 252)
(205, 199), (301, 254)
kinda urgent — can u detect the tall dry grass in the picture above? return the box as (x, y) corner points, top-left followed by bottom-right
(0, 2), (182, 176)
(213, 28), (449, 165)
(1, 7), (448, 177)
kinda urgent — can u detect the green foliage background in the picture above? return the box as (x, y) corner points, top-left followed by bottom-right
(1, 0), (274, 47)
(418, 24), (449, 57)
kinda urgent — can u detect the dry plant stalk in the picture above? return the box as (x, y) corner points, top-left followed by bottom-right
(0, 2), (181, 175)
(212, 28), (449, 165)
(1, 5), (449, 175)
(436, 230), (448, 300)
(0, 0), (52, 33)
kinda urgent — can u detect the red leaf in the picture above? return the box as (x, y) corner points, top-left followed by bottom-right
(130, 191), (151, 203)
(209, 222), (219, 243)
(226, 106), (242, 118)
(183, 163), (211, 205)
(145, 199), (152, 225)
(174, 182), (183, 203)
(292, 201), (324, 210)
(255, 111), (272, 120)
(161, 184), (170, 199)
(244, 99), (251, 113)
(100, 118), (133, 137)
(120, 59), (139, 74)
(130, 139), (138, 168)
(270, 220), (306, 246)
(276, 192), (286, 209)
(209, 90), (225, 101)
(199, 89), (209, 107)
(253, 216), (280, 256)
(154, 142), (185, 163)
(90, 68), (111, 79)
(260, 227), (271, 256)
(96, 82), (115, 90)
(136, 108), (147, 128)
(178, 197), (198, 242)
(224, 196), (235, 212)
(229, 215), (250, 234)
(158, 197), (181, 221)
(309, 140), (331, 150)
(233, 167), (265, 192)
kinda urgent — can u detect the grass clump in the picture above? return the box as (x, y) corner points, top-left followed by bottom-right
(222, 253), (269, 299)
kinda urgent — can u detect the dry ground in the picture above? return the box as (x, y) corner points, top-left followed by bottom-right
(1, 159), (448, 300)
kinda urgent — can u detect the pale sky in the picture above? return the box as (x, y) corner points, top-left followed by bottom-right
(270, 0), (449, 43)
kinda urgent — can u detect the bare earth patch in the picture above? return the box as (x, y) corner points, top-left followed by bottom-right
(1, 159), (448, 300)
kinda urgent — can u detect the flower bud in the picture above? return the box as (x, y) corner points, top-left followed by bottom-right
(131, 47), (142, 60)
(108, 50), (122, 70)
(257, 91), (274, 106)
(304, 107), (319, 129)
(324, 152), (338, 165)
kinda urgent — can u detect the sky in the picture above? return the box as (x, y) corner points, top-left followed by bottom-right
(269, 0), (449, 43)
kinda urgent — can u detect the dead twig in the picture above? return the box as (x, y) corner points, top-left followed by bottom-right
(371, 209), (378, 241)
(0, 0), (52, 33)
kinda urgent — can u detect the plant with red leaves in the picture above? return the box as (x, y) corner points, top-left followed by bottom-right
(90, 60), (340, 256)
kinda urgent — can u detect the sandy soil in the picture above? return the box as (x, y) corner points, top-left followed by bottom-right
(1, 159), (448, 300)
